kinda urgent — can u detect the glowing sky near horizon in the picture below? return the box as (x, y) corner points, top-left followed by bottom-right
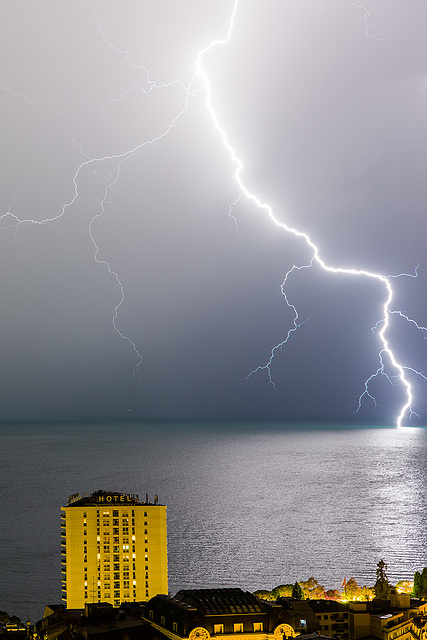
(1, 0), (427, 424)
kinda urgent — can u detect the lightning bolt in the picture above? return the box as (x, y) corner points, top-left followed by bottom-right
(2, 1), (425, 426)
(193, 0), (426, 428)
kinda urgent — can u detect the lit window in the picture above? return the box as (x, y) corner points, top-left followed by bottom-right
(253, 623), (263, 632)
(234, 624), (243, 633)
(173, 623), (178, 632)
(214, 625), (224, 634)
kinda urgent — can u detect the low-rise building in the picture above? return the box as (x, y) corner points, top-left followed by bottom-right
(143, 588), (294, 640)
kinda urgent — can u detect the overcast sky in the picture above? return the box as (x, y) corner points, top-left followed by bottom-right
(1, 0), (427, 426)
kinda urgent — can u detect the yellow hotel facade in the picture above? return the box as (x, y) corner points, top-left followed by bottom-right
(60, 490), (167, 609)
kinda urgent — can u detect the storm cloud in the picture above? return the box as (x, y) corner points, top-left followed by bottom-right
(1, 0), (427, 425)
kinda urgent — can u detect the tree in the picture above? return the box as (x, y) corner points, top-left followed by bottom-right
(299, 577), (326, 600)
(292, 581), (305, 600)
(270, 584), (294, 599)
(421, 568), (427, 597)
(413, 571), (423, 598)
(253, 590), (275, 601)
(361, 585), (375, 601)
(395, 580), (413, 595)
(325, 589), (341, 601)
(343, 577), (361, 601)
(374, 559), (391, 599)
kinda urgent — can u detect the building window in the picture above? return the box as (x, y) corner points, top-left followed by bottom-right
(161, 617), (165, 626)
(214, 625), (224, 634)
(234, 624), (243, 633)
(253, 623), (263, 632)
(173, 623), (178, 632)
(113, 511), (119, 517)
(149, 611), (153, 620)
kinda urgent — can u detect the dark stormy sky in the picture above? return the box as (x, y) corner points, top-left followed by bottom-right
(1, 0), (427, 425)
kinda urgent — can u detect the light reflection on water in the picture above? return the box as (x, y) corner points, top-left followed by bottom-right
(1, 422), (427, 622)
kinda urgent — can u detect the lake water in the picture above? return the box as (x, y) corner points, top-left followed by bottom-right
(1, 421), (427, 623)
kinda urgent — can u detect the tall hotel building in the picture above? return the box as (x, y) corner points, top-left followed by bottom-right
(60, 490), (167, 609)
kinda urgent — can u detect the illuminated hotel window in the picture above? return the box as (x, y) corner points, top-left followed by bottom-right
(214, 625), (224, 634)
(253, 623), (263, 632)
(103, 510), (109, 517)
(234, 624), (243, 633)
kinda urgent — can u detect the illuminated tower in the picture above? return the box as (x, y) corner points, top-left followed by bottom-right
(60, 490), (167, 609)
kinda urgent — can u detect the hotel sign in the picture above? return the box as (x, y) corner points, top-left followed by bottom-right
(97, 493), (139, 503)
